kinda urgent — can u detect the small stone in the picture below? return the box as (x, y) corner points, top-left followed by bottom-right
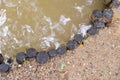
(18, 64), (22, 68)
(7, 58), (13, 64)
(103, 9), (113, 21)
(57, 47), (67, 55)
(36, 51), (49, 64)
(92, 9), (103, 18)
(87, 27), (99, 35)
(0, 62), (10, 72)
(66, 40), (77, 50)
(26, 48), (37, 58)
(0, 54), (4, 64)
(29, 66), (32, 68)
(48, 49), (57, 57)
(74, 34), (84, 43)
(94, 20), (105, 28)
(111, 0), (120, 8)
(16, 52), (26, 64)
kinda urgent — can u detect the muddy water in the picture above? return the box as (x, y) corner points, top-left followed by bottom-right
(0, 0), (105, 57)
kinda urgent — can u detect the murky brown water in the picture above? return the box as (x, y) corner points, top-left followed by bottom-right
(0, 0), (105, 57)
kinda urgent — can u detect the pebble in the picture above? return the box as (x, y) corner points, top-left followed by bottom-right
(94, 20), (105, 28)
(111, 0), (120, 8)
(48, 49), (58, 57)
(92, 9), (103, 18)
(74, 34), (84, 43)
(66, 40), (77, 50)
(87, 27), (99, 35)
(26, 48), (37, 58)
(0, 54), (4, 64)
(57, 47), (67, 55)
(36, 51), (49, 64)
(7, 58), (13, 64)
(0, 62), (10, 72)
(16, 52), (26, 64)
(103, 9), (113, 20)
(18, 64), (22, 68)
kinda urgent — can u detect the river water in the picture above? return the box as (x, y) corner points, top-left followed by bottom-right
(0, 0), (105, 57)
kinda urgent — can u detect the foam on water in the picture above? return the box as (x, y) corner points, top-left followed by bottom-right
(79, 24), (92, 37)
(74, 6), (84, 13)
(59, 15), (71, 25)
(86, 0), (93, 5)
(0, 9), (6, 27)
(0, 0), (105, 57)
